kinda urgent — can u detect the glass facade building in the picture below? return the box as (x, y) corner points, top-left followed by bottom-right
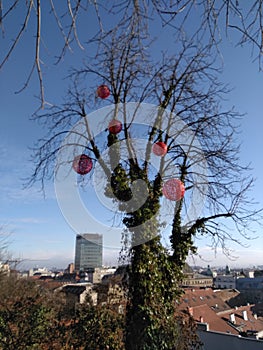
(74, 233), (103, 271)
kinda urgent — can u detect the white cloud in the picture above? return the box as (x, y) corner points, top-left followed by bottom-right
(9, 217), (48, 224)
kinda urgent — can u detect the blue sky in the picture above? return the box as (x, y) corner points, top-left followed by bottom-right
(0, 4), (263, 270)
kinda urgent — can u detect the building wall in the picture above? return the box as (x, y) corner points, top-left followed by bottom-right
(214, 275), (236, 289)
(79, 286), (98, 305)
(236, 277), (263, 290)
(197, 329), (263, 350)
(75, 233), (103, 271)
(182, 273), (213, 288)
(236, 277), (263, 304)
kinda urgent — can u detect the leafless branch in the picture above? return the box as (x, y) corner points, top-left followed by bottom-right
(2, 0), (263, 107)
(0, 0), (33, 70)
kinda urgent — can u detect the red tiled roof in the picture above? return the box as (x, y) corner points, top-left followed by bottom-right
(179, 288), (263, 336)
(190, 304), (239, 335)
(218, 305), (263, 333)
(179, 288), (230, 312)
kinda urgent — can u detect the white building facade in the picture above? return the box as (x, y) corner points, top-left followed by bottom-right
(214, 274), (237, 289)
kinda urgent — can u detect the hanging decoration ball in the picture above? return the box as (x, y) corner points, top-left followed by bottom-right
(152, 141), (168, 156)
(108, 119), (122, 134)
(72, 154), (93, 175)
(162, 178), (185, 201)
(97, 84), (110, 99)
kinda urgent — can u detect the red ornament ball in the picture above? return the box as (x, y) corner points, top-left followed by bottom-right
(108, 119), (122, 134)
(152, 141), (168, 156)
(97, 84), (110, 99)
(72, 154), (93, 175)
(162, 178), (185, 201)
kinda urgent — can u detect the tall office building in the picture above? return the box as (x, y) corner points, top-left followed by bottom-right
(74, 233), (103, 271)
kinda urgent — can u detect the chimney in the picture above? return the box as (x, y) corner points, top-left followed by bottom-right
(188, 307), (194, 316)
(230, 313), (236, 324)
(200, 316), (204, 323)
(242, 310), (248, 321)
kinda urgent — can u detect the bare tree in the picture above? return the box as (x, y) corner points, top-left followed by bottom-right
(1, 1), (263, 108)
(27, 20), (262, 347)
(0, 276), (68, 349)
